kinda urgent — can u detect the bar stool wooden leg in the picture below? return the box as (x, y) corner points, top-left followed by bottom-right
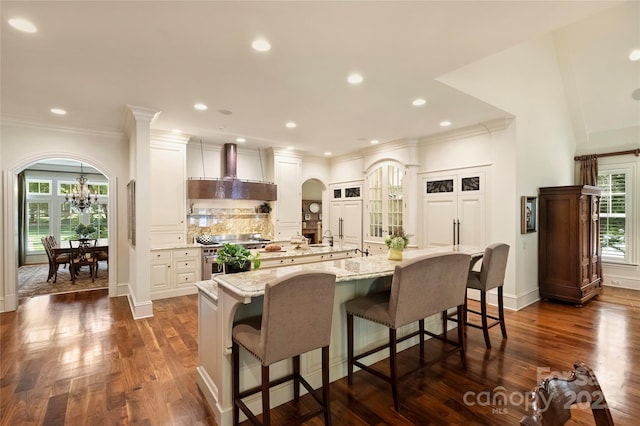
(457, 305), (467, 368)
(419, 319), (425, 359)
(261, 365), (270, 426)
(498, 286), (507, 338)
(389, 328), (400, 411)
(347, 313), (354, 385)
(480, 291), (491, 348)
(322, 346), (332, 426)
(293, 355), (300, 401)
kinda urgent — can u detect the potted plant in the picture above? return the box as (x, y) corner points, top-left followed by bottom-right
(215, 243), (261, 274)
(74, 223), (96, 239)
(384, 227), (409, 260)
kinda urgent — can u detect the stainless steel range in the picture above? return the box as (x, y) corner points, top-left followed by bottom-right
(200, 233), (271, 280)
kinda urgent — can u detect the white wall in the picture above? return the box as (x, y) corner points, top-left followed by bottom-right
(1, 120), (130, 311)
(438, 34), (579, 309)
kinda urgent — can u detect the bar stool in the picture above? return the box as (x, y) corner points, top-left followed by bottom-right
(232, 271), (337, 426)
(345, 252), (471, 411)
(464, 243), (510, 349)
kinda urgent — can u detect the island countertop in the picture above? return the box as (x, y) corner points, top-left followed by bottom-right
(208, 245), (483, 299)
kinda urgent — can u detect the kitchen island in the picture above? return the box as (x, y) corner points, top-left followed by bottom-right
(195, 245), (483, 426)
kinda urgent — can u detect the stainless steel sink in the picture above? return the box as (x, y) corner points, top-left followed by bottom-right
(308, 244), (329, 247)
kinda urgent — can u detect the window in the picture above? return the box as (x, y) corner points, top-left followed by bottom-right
(27, 202), (50, 252)
(27, 179), (51, 195)
(598, 169), (630, 262)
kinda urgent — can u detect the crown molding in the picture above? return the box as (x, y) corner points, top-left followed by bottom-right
(419, 117), (513, 145)
(1, 114), (124, 139)
(150, 129), (191, 144)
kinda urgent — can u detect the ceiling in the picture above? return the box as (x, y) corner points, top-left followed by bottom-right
(1, 1), (637, 157)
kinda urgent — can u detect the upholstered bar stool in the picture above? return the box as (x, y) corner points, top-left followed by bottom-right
(464, 243), (510, 349)
(232, 271), (337, 426)
(345, 252), (471, 411)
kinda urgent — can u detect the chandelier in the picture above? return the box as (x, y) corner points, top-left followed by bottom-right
(66, 164), (98, 211)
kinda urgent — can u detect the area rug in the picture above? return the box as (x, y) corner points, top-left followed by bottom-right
(18, 263), (108, 298)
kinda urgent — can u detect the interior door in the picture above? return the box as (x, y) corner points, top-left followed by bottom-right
(458, 194), (485, 247)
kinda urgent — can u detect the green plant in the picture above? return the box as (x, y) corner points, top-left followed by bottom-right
(384, 227), (409, 250)
(215, 243), (261, 271)
(75, 223), (96, 238)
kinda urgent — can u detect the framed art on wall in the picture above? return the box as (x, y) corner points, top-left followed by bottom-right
(521, 196), (537, 234)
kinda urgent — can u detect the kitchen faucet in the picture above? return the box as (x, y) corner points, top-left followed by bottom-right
(323, 230), (334, 247)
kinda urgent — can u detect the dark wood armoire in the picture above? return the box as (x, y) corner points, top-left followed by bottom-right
(538, 185), (603, 305)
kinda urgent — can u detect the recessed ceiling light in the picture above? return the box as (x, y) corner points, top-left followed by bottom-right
(252, 38), (271, 52)
(324, 152), (332, 156)
(50, 108), (66, 115)
(629, 49), (640, 61)
(8, 18), (37, 33)
(236, 137), (246, 143)
(370, 139), (379, 145)
(412, 98), (427, 106)
(347, 73), (363, 84)
(439, 121), (452, 127)
(194, 103), (208, 111)
(286, 121), (297, 129)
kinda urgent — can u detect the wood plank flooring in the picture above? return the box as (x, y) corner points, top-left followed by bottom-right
(1, 287), (639, 425)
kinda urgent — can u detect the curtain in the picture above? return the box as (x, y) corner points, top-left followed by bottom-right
(18, 172), (26, 266)
(579, 154), (598, 186)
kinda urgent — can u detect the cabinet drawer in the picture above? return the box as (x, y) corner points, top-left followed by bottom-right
(151, 251), (172, 261)
(174, 259), (197, 273)
(174, 248), (200, 259)
(176, 272), (196, 287)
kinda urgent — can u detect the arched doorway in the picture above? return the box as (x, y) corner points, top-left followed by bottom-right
(301, 178), (327, 244)
(4, 153), (118, 312)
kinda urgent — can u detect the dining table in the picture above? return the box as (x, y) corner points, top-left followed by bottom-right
(51, 238), (109, 260)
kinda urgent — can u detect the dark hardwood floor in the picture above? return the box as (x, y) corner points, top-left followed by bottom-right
(1, 286), (638, 425)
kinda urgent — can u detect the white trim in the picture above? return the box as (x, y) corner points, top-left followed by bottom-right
(2, 153), (119, 313)
(127, 287), (154, 319)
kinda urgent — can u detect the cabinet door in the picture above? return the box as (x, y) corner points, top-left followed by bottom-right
(458, 194), (485, 247)
(150, 142), (186, 234)
(150, 251), (172, 292)
(423, 195), (457, 247)
(330, 201), (362, 249)
(274, 156), (301, 230)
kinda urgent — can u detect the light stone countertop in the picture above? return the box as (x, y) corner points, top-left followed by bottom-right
(252, 242), (358, 259)
(201, 245), (484, 299)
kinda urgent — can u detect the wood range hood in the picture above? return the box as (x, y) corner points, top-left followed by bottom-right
(187, 143), (277, 201)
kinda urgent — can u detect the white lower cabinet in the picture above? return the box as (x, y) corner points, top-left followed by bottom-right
(150, 248), (201, 300)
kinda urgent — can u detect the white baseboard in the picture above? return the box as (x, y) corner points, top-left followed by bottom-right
(127, 287), (153, 319)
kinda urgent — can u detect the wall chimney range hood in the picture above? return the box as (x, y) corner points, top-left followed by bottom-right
(188, 143), (277, 201)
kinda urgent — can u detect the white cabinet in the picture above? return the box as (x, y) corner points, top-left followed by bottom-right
(422, 171), (486, 247)
(150, 133), (188, 247)
(273, 154), (301, 239)
(150, 247), (201, 300)
(329, 200), (362, 249)
(364, 162), (404, 244)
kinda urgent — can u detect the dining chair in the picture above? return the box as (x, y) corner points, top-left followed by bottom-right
(42, 235), (70, 283)
(232, 271), (336, 425)
(345, 252), (471, 411)
(69, 239), (97, 283)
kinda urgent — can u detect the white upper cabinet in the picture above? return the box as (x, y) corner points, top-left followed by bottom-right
(150, 133), (188, 247)
(364, 161), (404, 244)
(273, 154), (301, 239)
